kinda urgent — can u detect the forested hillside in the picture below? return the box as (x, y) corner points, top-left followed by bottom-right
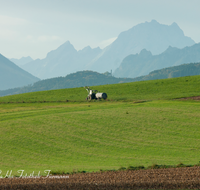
(0, 71), (135, 96)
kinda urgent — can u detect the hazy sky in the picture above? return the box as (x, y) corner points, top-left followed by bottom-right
(0, 0), (199, 59)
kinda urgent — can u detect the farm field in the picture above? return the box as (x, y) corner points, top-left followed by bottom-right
(1, 75), (200, 178)
(1, 74), (200, 103)
(2, 99), (200, 176)
(1, 166), (200, 189)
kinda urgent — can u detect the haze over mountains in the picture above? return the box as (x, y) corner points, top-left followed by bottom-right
(10, 56), (34, 66)
(20, 20), (195, 80)
(2, 19), (200, 93)
(0, 54), (39, 90)
(84, 20), (195, 73)
(114, 43), (200, 78)
(22, 42), (102, 79)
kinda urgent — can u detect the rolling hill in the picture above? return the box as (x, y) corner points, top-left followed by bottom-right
(0, 53), (40, 90)
(133, 62), (200, 81)
(0, 70), (136, 96)
(1, 74), (200, 103)
(0, 75), (200, 175)
(2, 61), (200, 97)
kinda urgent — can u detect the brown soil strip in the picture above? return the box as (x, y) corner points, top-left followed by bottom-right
(179, 96), (200, 100)
(1, 166), (200, 189)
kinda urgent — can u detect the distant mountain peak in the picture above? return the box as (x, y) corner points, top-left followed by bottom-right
(78, 46), (102, 55)
(171, 22), (178, 26)
(10, 56), (34, 66)
(64, 40), (71, 44)
(149, 20), (179, 28)
(79, 46), (102, 52)
(139, 49), (152, 56)
(150, 19), (159, 24)
(143, 20), (161, 26)
(0, 53), (39, 90)
(51, 40), (76, 52)
(60, 40), (75, 49)
(82, 46), (92, 50)
(164, 46), (179, 53)
(170, 22), (180, 29)
(94, 47), (101, 50)
(46, 40), (77, 59)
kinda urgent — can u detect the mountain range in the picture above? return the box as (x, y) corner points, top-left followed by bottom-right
(10, 56), (34, 66)
(0, 54), (40, 91)
(84, 20), (195, 73)
(1, 19), (198, 92)
(114, 43), (200, 78)
(20, 20), (195, 80)
(21, 43), (102, 79)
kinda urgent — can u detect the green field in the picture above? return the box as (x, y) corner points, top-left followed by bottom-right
(0, 75), (200, 176)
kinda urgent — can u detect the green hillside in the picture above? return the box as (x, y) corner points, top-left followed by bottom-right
(0, 75), (200, 176)
(1, 63), (200, 97)
(1, 74), (200, 103)
(0, 71), (135, 97)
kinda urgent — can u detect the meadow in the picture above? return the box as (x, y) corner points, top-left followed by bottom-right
(0, 75), (200, 176)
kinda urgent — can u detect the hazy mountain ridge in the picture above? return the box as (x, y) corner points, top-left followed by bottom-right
(0, 54), (40, 90)
(10, 56), (34, 66)
(85, 20), (195, 73)
(20, 20), (195, 79)
(22, 42), (102, 79)
(114, 43), (200, 78)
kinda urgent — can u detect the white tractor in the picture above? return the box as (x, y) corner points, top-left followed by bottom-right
(84, 86), (107, 100)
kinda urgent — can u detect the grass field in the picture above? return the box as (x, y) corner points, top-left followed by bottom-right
(1, 74), (200, 103)
(0, 75), (200, 176)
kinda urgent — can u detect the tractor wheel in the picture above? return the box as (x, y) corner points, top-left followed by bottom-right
(88, 95), (92, 101)
(102, 93), (107, 100)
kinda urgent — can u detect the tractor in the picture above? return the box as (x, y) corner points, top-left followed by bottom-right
(84, 86), (107, 100)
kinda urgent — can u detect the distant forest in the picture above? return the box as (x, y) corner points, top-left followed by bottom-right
(135, 62), (200, 81)
(0, 71), (136, 96)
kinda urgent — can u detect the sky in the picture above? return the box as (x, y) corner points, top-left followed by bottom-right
(0, 0), (200, 59)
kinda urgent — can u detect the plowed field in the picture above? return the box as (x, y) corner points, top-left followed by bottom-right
(1, 167), (200, 189)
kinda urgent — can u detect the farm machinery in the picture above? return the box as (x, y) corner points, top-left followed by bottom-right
(84, 86), (107, 100)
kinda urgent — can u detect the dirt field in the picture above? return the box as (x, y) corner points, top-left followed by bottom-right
(1, 166), (200, 189)
(180, 96), (200, 100)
